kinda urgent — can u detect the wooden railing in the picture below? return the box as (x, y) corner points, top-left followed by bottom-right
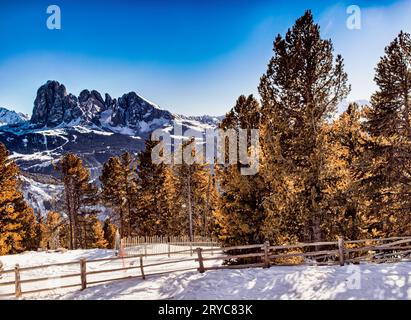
(1, 235), (411, 298)
(193, 236), (411, 271)
(121, 235), (218, 256)
(0, 251), (199, 298)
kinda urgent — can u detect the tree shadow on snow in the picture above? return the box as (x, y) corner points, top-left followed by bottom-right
(50, 262), (411, 300)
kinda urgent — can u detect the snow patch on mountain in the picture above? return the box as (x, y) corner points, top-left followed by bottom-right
(10, 152), (55, 163)
(0, 107), (29, 127)
(72, 126), (114, 136)
(19, 173), (64, 216)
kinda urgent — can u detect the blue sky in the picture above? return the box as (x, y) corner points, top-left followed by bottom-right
(0, 0), (410, 116)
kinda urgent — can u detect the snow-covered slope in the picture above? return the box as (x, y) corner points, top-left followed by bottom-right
(19, 173), (64, 216)
(1, 248), (410, 300)
(0, 107), (29, 127)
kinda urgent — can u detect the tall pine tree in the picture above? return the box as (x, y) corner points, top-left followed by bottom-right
(215, 95), (266, 246)
(316, 103), (370, 240)
(363, 31), (411, 236)
(57, 153), (99, 249)
(172, 140), (218, 239)
(0, 143), (38, 255)
(100, 152), (138, 237)
(259, 10), (350, 244)
(135, 140), (174, 235)
(84, 215), (108, 249)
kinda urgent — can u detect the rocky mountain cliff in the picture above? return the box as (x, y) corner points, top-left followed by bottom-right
(28, 81), (176, 131)
(0, 80), (219, 176)
(0, 107), (29, 126)
(0, 81), (221, 215)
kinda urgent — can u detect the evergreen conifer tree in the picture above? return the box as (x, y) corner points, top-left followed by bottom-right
(215, 95), (266, 246)
(100, 152), (138, 237)
(57, 153), (99, 249)
(0, 143), (38, 255)
(87, 216), (108, 249)
(136, 140), (174, 235)
(172, 140), (218, 239)
(103, 218), (117, 249)
(363, 31), (411, 236)
(258, 10), (350, 243)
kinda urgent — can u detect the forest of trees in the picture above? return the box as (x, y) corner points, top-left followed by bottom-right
(1, 10), (411, 254)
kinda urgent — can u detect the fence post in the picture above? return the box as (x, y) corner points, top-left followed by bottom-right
(196, 248), (205, 273)
(80, 259), (87, 290)
(168, 242), (171, 258)
(190, 243), (193, 256)
(119, 239), (125, 257)
(14, 264), (22, 298)
(144, 244), (147, 257)
(263, 241), (270, 268)
(139, 255), (146, 280)
(338, 236), (345, 266)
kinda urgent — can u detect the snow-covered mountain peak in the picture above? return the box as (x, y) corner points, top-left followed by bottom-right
(0, 107), (29, 127)
(0, 81), (222, 180)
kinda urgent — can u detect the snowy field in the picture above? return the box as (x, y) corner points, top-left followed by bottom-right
(1, 248), (411, 300)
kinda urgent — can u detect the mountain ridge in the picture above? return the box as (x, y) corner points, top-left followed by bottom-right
(0, 107), (29, 126)
(2, 80), (220, 129)
(0, 80), (221, 178)
(0, 80), (223, 216)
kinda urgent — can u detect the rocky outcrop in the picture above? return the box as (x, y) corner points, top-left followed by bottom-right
(0, 107), (29, 126)
(30, 81), (85, 127)
(29, 81), (174, 131)
(111, 92), (173, 129)
(104, 93), (116, 110)
(62, 94), (82, 124)
(78, 89), (107, 125)
(31, 81), (67, 127)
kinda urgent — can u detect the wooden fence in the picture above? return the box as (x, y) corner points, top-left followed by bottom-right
(1, 235), (411, 298)
(197, 235), (411, 270)
(121, 236), (218, 256)
(0, 251), (199, 299)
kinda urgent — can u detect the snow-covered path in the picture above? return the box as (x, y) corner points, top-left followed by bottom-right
(1, 249), (411, 300)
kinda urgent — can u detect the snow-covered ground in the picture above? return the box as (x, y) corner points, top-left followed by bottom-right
(1, 248), (411, 300)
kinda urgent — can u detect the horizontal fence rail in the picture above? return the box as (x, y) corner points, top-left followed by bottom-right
(1, 235), (411, 298)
